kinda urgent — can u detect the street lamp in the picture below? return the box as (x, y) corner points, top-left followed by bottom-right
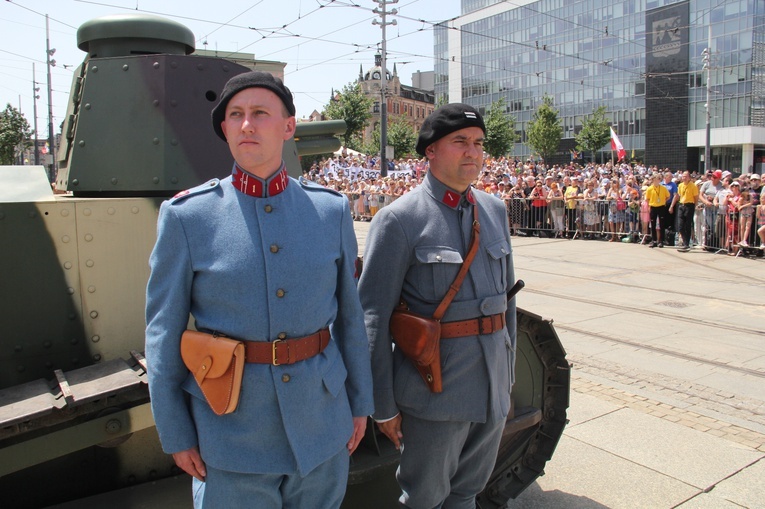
(702, 36), (711, 173)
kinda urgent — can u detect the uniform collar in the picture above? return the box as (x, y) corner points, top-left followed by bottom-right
(232, 163), (289, 198)
(424, 172), (476, 209)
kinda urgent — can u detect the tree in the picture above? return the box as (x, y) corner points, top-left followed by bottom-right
(525, 95), (562, 163)
(575, 105), (611, 163)
(364, 115), (417, 159)
(0, 104), (32, 165)
(483, 97), (518, 158)
(322, 82), (372, 151)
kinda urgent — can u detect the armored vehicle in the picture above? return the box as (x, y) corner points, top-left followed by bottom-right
(0, 14), (569, 508)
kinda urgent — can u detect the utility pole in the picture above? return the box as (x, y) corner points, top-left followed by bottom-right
(46, 14), (57, 182)
(702, 25), (712, 173)
(372, 0), (397, 177)
(33, 63), (40, 166)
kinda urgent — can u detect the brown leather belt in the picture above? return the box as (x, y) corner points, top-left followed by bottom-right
(244, 328), (330, 365)
(440, 313), (506, 339)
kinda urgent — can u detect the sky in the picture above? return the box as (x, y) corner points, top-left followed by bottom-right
(1, 0), (460, 138)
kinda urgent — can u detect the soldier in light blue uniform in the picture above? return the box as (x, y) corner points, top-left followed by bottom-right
(358, 104), (516, 508)
(145, 71), (373, 508)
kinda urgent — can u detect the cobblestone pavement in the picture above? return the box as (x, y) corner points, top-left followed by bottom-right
(571, 363), (765, 454)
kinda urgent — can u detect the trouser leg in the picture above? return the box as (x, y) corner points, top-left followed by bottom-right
(397, 413), (504, 509)
(678, 204), (692, 247)
(194, 448), (347, 509)
(657, 205), (668, 241)
(282, 447), (348, 509)
(442, 419), (504, 509)
(649, 207), (660, 241)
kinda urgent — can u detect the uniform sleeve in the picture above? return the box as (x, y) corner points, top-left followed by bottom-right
(331, 198), (375, 417)
(145, 201), (198, 454)
(500, 199), (518, 386)
(357, 207), (412, 421)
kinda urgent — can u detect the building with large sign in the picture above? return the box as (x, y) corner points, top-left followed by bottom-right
(437, 0), (765, 172)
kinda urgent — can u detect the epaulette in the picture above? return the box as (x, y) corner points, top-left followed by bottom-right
(169, 179), (221, 204)
(299, 176), (342, 196)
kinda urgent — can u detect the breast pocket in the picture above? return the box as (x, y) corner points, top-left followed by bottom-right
(485, 238), (511, 294)
(414, 246), (463, 301)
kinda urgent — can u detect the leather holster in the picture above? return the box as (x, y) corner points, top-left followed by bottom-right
(389, 303), (443, 393)
(180, 330), (245, 415)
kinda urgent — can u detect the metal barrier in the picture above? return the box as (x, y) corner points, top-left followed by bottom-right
(332, 187), (763, 259)
(697, 203), (761, 256)
(342, 192), (400, 221)
(504, 197), (643, 241)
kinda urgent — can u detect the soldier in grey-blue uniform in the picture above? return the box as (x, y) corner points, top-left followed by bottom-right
(358, 104), (516, 508)
(145, 71), (373, 508)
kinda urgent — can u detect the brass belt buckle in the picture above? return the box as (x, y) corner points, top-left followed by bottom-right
(272, 339), (283, 365)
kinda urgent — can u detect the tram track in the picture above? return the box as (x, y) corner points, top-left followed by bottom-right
(516, 238), (765, 286)
(519, 265), (764, 309)
(556, 323), (765, 380)
(526, 288), (765, 338)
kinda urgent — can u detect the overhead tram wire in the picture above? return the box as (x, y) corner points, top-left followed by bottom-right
(6, 1), (79, 30)
(10, 0), (747, 116)
(197, 0), (267, 45)
(390, 0), (751, 84)
(502, 0), (646, 51)
(32, 0), (744, 80)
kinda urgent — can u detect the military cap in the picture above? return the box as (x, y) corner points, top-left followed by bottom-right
(211, 71), (295, 141)
(416, 103), (486, 156)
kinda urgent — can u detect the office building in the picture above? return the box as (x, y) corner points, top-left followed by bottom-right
(436, 0), (765, 172)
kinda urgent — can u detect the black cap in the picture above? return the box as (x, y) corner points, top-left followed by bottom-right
(211, 71), (296, 141)
(416, 103), (486, 156)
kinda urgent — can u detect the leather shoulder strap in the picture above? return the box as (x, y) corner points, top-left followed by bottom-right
(432, 204), (480, 321)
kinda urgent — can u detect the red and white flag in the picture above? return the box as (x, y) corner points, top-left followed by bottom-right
(610, 127), (626, 161)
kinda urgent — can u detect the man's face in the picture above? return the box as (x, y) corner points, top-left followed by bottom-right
(220, 87), (296, 176)
(425, 127), (484, 192)
(682, 171), (691, 183)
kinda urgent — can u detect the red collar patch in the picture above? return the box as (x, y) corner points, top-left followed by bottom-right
(441, 187), (474, 208)
(232, 164), (289, 198)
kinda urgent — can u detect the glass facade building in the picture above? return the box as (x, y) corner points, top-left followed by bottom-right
(435, 0), (765, 173)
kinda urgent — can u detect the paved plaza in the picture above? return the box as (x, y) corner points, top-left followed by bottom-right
(357, 220), (765, 509)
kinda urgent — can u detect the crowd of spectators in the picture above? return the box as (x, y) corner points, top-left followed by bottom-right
(304, 153), (765, 256)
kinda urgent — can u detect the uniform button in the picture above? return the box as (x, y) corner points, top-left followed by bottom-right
(277, 332), (287, 339)
(270, 244), (279, 253)
(501, 248), (507, 254)
(276, 289), (285, 298)
(282, 374), (291, 383)
(264, 204), (273, 213)
(436, 255), (442, 262)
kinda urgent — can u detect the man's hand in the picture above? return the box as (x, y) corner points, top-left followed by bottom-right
(172, 447), (206, 482)
(347, 416), (367, 455)
(377, 414), (403, 450)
